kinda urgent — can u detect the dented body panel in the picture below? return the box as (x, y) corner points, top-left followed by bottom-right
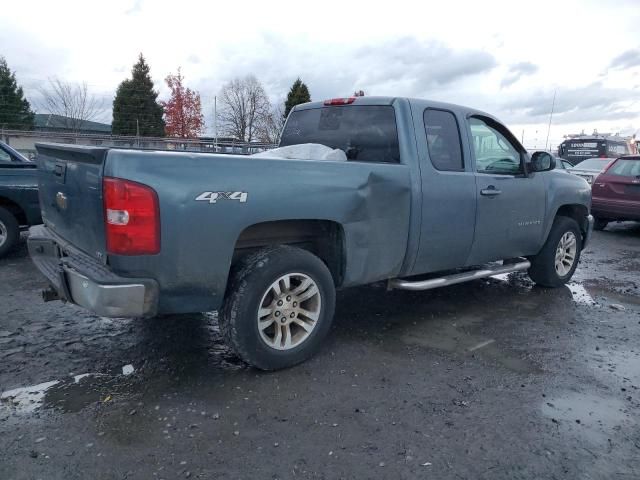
(103, 151), (412, 312)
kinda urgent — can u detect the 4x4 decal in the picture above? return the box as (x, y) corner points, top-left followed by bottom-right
(195, 191), (248, 204)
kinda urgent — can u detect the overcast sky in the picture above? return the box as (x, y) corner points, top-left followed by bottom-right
(1, 0), (639, 148)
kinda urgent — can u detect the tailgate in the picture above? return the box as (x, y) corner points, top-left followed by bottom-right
(35, 143), (108, 261)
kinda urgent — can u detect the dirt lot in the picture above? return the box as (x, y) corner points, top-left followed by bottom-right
(1, 224), (639, 480)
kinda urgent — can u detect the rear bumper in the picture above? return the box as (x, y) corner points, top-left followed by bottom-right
(592, 198), (640, 221)
(28, 225), (159, 317)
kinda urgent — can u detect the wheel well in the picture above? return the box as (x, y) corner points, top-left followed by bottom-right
(232, 220), (345, 286)
(556, 204), (589, 234)
(0, 196), (27, 225)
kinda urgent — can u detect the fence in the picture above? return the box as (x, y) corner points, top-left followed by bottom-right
(0, 129), (277, 159)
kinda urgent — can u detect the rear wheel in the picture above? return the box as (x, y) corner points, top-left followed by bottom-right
(528, 216), (582, 287)
(219, 245), (336, 370)
(0, 207), (20, 258)
(593, 217), (608, 231)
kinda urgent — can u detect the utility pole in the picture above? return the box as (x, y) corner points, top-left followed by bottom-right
(136, 117), (140, 147)
(213, 95), (217, 152)
(545, 90), (556, 151)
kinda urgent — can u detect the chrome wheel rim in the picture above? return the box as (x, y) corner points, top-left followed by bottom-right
(257, 273), (321, 351)
(555, 231), (577, 277)
(0, 221), (7, 247)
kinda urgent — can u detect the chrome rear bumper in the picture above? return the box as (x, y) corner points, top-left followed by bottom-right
(28, 225), (158, 317)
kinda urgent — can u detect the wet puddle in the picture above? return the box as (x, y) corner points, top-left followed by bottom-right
(399, 315), (540, 374)
(0, 380), (60, 414)
(567, 283), (599, 306)
(541, 392), (631, 444)
(592, 349), (640, 384)
(0, 363), (139, 417)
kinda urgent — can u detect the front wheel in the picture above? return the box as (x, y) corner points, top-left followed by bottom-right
(528, 216), (582, 287)
(219, 245), (336, 370)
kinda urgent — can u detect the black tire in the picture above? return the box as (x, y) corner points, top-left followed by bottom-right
(219, 245), (336, 370)
(593, 217), (608, 231)
(528, 216), (582, 288)
(0, 207), (20, 258)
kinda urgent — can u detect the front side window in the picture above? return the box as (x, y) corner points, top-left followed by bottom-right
(469, 117), (522, 175)
(280, 105), (400, 163)
(424, 109), (464, 171)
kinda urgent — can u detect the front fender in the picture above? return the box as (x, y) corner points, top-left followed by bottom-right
(542, 171), (592, 245)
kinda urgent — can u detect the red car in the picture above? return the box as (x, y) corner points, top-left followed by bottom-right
(591, 155), (640, 230)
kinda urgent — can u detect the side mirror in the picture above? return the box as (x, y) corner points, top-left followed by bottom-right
(530, 151), (556, 172)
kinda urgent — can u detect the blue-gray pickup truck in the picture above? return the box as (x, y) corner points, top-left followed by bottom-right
(0, 141), (41, 257)
(28, 96), (593, 369)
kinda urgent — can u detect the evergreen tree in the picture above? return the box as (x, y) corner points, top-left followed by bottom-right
(0, 57), (35, 130)
(283, 78), (311, 120)
(112, 54), (165, 136)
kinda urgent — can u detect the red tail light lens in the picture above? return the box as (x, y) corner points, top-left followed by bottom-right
(103, 177), (160, 255)
(323, 97), (356, 105)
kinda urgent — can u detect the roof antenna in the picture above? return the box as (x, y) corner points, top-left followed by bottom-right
(545, 89), (556, 151)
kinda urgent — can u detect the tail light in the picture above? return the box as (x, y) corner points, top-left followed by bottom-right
(324, 97), (356, 105)
(103, 177), (160, 255)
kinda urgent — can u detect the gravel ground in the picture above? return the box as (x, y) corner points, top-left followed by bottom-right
(1, 224), (639, 480)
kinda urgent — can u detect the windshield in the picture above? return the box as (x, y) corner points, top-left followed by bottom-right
(280, 105), (400, 163)
(574, 158), (610, 170)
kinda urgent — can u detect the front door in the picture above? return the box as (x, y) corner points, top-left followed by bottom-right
(465, 116), (546, 265)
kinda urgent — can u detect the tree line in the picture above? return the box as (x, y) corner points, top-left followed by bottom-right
(0, 54), (312, 143)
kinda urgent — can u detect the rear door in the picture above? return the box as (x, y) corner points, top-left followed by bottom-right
(409, 107), (476, 274)
(36, 144), (108, 260)
(593, 157), (640, 216)
(465, 116), (546, 264)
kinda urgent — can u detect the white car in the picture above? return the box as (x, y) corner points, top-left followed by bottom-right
(567, 157), (614, 184)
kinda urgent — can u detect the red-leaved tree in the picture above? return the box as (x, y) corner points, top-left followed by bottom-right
(161, 68), (204, 138)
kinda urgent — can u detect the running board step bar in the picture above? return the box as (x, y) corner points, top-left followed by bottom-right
(388, 259), (531, 291)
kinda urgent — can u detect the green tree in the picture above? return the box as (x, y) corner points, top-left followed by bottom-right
(0, 57), (35, 130)
(283, 78), (311, 120)
(112, 54), (165, 136)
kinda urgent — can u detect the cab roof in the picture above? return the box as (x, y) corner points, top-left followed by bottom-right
(293, 96), (502, 124)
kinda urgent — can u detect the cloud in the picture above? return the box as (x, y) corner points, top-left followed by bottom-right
(353, 37), (497, 91)
(501, 83), (639, 124)
(210, 35), (497, 103)
(501, 62), (538, 88)
(609, 48), (640, 70)
(125, 0), (143, 15)
(187, 54), (200, 64)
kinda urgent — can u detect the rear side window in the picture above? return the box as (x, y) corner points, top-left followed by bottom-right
(280, 105), (400, 163)
(423, 109), (464, 171)
(607, 158), (640, 177)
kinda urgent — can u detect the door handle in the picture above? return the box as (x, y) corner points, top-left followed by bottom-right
(480, 186), (502, 196)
